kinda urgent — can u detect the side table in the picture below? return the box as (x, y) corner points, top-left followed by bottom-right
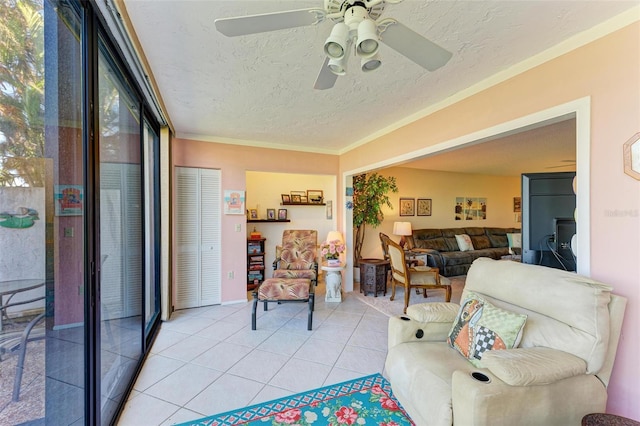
(322, 262), (345, 303)
(359, 258), (389, 297)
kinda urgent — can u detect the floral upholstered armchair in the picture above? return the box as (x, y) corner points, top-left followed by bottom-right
(272, 230), (319, 286)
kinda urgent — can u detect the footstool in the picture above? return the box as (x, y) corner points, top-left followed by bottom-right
(251, 278), (314, 330)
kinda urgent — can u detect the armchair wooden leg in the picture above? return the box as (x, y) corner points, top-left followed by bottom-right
(390, 279), (396, 301)
(404, 285), (411, 314)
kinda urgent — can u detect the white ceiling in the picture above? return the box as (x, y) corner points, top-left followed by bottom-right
(123, 0), (636, 174)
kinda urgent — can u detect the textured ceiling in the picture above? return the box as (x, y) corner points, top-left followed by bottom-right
(123, 0), (636, 171)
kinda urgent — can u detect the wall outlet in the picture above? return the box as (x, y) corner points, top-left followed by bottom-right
(235, 224), (241, 232)
(228, 271), (234, 279)
(64, 227), (74, 237)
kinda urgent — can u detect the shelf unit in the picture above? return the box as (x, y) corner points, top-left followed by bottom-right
(247, 238), (266, 291)
(280, 202), (325, 206)
(247, 219), (290, 223)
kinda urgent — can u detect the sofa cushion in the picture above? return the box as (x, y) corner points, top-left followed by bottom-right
(483, 347), (587, 386)
(447, 292), (527, 366)
(471, 235), (492, 249)
(455, 234), (474, 251)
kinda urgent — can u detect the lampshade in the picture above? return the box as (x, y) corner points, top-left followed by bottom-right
(361, 53), (381, 72)
(326, 230), (344, 243)
(356, 19), (379, 58)
(324, 23), (350, 59)
(392, 222), (412, 236)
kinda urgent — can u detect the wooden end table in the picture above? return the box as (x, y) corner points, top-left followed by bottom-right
(359, 258), (389, 297)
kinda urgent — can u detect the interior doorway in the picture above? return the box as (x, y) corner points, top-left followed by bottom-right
(341, 98), (590, 289)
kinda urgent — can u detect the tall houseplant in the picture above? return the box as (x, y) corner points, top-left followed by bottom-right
(351, 173), (398, 266)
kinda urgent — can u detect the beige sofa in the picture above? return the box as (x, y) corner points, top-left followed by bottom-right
(385, 258), (627, 426)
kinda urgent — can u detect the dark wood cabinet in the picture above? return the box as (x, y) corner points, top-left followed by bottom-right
(247, 238), (266, 291)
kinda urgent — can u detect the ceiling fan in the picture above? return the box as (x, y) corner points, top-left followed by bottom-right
(214, 0), (452, 90)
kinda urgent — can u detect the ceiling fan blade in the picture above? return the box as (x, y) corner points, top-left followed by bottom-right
(379, 19), (452, 72)
(215, 8), (325, 37)
(313, 57), (338, 90)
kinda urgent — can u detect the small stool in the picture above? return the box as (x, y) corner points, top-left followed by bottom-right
(252, 278), (314, 330)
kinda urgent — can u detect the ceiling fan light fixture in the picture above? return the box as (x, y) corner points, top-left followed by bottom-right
(356, 19), (379, 58)
(328, 55), (349, 76)
(324, 22), (350, 59)
(361, 54), (381, 72)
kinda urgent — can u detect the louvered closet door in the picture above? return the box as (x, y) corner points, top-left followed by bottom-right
(175, 167), (221, 309)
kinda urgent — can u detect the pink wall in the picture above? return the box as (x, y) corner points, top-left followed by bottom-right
(172, 140), (339, 303)
(170, 22), (639, 419)
(340, 22), (640, 419)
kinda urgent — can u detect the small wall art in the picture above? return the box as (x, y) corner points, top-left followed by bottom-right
(455, 197), (487, 221)
(55, 185), (83, 216)
(224, 190), (245, 215)
(513, 197), (522, 213)
(278, 208), (287, 220)
(399, 198), (415, 216)
(417, 198), (432, 216)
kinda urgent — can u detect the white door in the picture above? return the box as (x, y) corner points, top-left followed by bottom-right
(175, 167), (221, 309)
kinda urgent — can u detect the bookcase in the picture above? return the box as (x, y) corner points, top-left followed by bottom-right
(247, 238), (266, 291)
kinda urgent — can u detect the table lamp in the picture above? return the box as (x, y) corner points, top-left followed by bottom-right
(393, 221), (412, 249)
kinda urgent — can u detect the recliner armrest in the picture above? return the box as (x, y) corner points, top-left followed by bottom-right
(482, 347), (587, 386)
(388, 302), (460, 350)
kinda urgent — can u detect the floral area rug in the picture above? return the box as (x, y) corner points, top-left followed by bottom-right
(175, 374), (413, 426)
(352, 275), (466, 317)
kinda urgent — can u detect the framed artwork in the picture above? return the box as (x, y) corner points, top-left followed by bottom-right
(623, 132), (640, 180)
(291, 194), (302, 203)
(266, 208), (276, 220)
(224, 190), (245, 215)
(300, 195), (308, 203)
(248, 209), (258, 220)
(278, 208), (288, 220)
(307, 190), (324, 204)
(326, 200), (333, 219)
(513, 197), (522, 212)
(399, 198), (415, 216)
(281, 194), (291, 203)
(417, 198), (432, 216)
(55, 185), (83, 216)
(455, 197), (487, 220)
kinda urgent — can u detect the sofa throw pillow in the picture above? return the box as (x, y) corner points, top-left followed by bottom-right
(447, 292), (527, 367)
(455, 234), (474, 251)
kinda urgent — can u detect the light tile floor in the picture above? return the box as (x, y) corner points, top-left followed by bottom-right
(117, 281), (389, 426)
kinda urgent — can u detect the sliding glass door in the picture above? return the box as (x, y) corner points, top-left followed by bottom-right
(0, 0), (162, 423)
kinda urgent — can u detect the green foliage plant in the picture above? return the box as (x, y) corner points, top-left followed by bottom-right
(351, 172), (398, 265)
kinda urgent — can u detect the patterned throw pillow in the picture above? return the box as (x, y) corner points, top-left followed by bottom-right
(447, 292), (527, 367)
(455, 234), (474, 251)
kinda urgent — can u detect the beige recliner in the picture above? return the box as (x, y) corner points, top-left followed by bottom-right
(385, 258), (627, 426)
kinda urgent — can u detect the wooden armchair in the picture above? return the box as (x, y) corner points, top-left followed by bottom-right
(386, 236), (451, 313)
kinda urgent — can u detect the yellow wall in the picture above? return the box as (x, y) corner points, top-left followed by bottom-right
(246, 171), (337, 278)
(359, 167), (521, 259)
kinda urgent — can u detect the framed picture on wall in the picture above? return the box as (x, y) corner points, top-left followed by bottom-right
(281, 194), (291, 203)
(399, 198), (415, 216)
(266, 208), (276, 220)
(417, 198), (432, 216)
(278, 209), (288, 220)
(248, 209), (258, 220)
